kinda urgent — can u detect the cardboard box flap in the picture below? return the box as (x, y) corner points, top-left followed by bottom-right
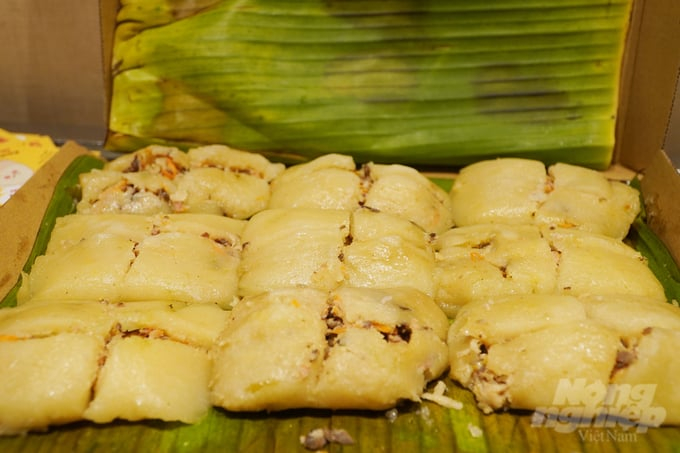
(0, 141), (91, 298)
(616, 0), (680, 171)
(0, 1), (109, 145)
(665, 76), (680, 166)
(0, 0), (678, 172)
(641, 148), (680, 266)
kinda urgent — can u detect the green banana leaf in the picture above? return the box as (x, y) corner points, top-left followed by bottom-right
(627, 178), (680, 304)
(1, 155), (680, 452)
(106, 0), (632, 169)
(0, 155), (105, 309)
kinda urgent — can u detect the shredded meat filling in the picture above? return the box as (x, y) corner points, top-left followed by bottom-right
(610, 337), (638, 378)
(613, 349), (636, 371)
(156, 188), (171, 202)
(384, 324), (412, 343)
(322, 303), (413, 348)
(200, 232), (235, 248)
(121, 327), (169, 340)
(470, 366), (511, 413)
(124, 155), (142, 173)
(323, 304), (345, 349)
(472, 240), (492, 249)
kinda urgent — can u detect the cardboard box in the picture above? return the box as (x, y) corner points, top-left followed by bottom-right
(0, 141), (89, 298)
(0, 0), (677, 163)
(0, 3), (679, 450)
(0, 0), (679, 279)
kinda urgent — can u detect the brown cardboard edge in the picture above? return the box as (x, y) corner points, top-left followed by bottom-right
(99, 0), (119, 135)
(613, 0), (641, 166)
(615, 0), (680, 171)
(0, 141), (92, 298)
(640, 148), (680, 265)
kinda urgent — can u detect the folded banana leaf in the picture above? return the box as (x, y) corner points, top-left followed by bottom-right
(106, 0), (632, 169)
(1, 155), (680, 452)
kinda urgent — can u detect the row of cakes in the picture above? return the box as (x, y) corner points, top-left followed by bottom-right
(1, 145), (677, 434)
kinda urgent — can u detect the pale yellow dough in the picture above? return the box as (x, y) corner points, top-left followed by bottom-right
(78, 144), (284, 219)
(449, 158), (547, 226)
(268, 153), (363, 210)
(0, 300), (227, 434)
(84, 335), (212, 424)
(237, 208), (350, 296)
(78, 145), (189, 215)
(449, 158), (640, 239)
(104, 145), (190, 173)
(6, 147), (674, 433)
(545, 227), (665, 299)
(268, 154), (454, 233)
(0, 333), (104, 435)
(343, 210), (436, 296)
(434, 224), (557, 315)
(78, 170), (178, 215)
(448, 294), (680, 426)
(237, 208), (436, 297)
(19, 214), (246, 308)
(363, 162), (454, 234)
(433, 224), (665, 315)
(211, 286), (449, 411)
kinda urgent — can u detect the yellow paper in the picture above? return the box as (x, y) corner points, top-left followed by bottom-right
(0, 129), (59, 205)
